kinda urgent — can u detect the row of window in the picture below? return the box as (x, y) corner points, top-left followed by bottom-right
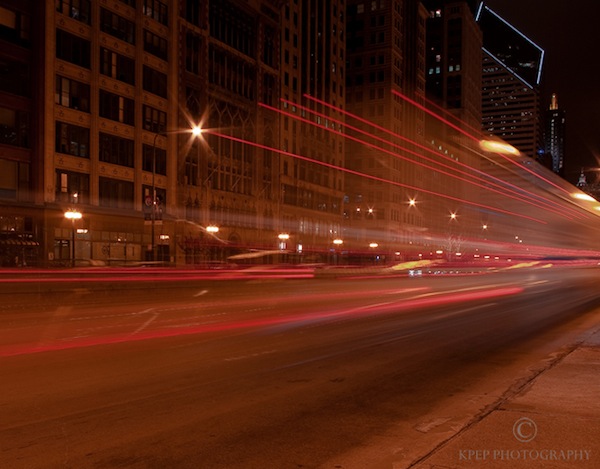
(56, 168), (170, 211)
(55, 122), (167, 175)
(56, 77), (167, 130)
(56, 0), (167, 27)
(57, 29), (167, 92)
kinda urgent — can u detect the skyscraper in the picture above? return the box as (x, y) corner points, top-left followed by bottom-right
(278, 1), (346, 258)
(422, 0), (484, 240)
(344, 0), (428, 258)
(476, 3), (544, 160)
(544, 93), (566, 175)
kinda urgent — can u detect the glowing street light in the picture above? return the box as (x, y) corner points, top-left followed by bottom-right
(206, 225), (219, 233)
(278, 233), (289, 250)
(64, 209), (82, 267)
(150, 126), (200, 262)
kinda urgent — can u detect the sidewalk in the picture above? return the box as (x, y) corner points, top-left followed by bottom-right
(408, 328), (600, 468)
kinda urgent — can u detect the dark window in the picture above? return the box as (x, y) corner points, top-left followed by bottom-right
(55, 76), (90, 112)
(185, 32), (201, 75)
(99, 132), (134, 167)
(142, 105), (166, 133)
(0, 58), (29, 97)
(263, 26), (275, 67)
(117, 0), (136, 6)
(209, 1), (254, 56)
(184, 152), (198, 186)
(100, 48), (135, 85)
(143, 0), (168, 26)
(0, 4), (30, 46)
(55, 0), (91, 25)
(99, 177), (134, 209)
(183, 0), (201, 27)
(100, 8), (135, 44)
(142, 144), (166, 175)
(56, 29), (91, 68)
(143, 66), (167, 98)
(55, 170), (90, 204)
(99, 89), (135, 125)
(55, 121), (89, 157)
(143, 29), (168, 60)
(0, 107), (31, 148)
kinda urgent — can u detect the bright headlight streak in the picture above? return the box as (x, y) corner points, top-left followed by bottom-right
(479, 139), (520, 155)
(573, 193), (597, 202)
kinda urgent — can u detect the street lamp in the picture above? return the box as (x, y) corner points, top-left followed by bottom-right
(64, 209), (82, 267)
(150, 126), (201, 263)
(278, 233), (289, 250)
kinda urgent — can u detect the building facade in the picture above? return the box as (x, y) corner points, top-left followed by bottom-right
(422, 0), (483, 245)
(344, 0), (428, 261)
(277, 0), (347, 261)
(0, 0), (287, 267)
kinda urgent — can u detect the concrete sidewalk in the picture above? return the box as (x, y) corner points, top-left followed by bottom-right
(408, 328), (600, 469)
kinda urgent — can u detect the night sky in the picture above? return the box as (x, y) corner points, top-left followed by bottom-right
(482, 0), (600, 184)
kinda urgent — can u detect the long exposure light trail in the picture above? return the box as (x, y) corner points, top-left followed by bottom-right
(0, 285), (522, 358)
(301, 94), (585, 221)
(208, 129), (546, 225)
(391, 89), (572, 196)
(277, 99), (580, 221)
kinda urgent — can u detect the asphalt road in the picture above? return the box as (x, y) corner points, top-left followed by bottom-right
(1, 266), (599, 468)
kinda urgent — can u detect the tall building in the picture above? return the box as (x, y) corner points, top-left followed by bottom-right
(544, 93), (566, 175)
(422, 0), (483, 241)
(0, 0), (44, 267)
(344, 0), (428, 260)
(476, 3), (544, 160)
(178, 1), (282, 262)
(277, 1), (346, 259)
(0, 0), (284, 267)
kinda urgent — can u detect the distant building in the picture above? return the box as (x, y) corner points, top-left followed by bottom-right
(278, 1), (347, 259)
(345, 0), (429, 259)
(476, 3), (544, 160)
(544, 93), (566, 175)
(422, 0), (484, 239)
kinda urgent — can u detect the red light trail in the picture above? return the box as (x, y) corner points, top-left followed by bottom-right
(280, 98), (580, 221)
(210, 127), (547, 225)
(0, 285), (522, 358)
(300, 94), (584, 221)
(391, 89), (573, 196)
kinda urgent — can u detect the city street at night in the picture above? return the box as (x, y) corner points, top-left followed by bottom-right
(2, 1), (600, 467)
(1, 265), (599, 468)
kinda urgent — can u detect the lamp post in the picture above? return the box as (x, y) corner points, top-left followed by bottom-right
(64, 209), (82, 267)
(149, 125), (202, 263)
(332, 238), (343, 265)
(151, 132), (160, 263)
